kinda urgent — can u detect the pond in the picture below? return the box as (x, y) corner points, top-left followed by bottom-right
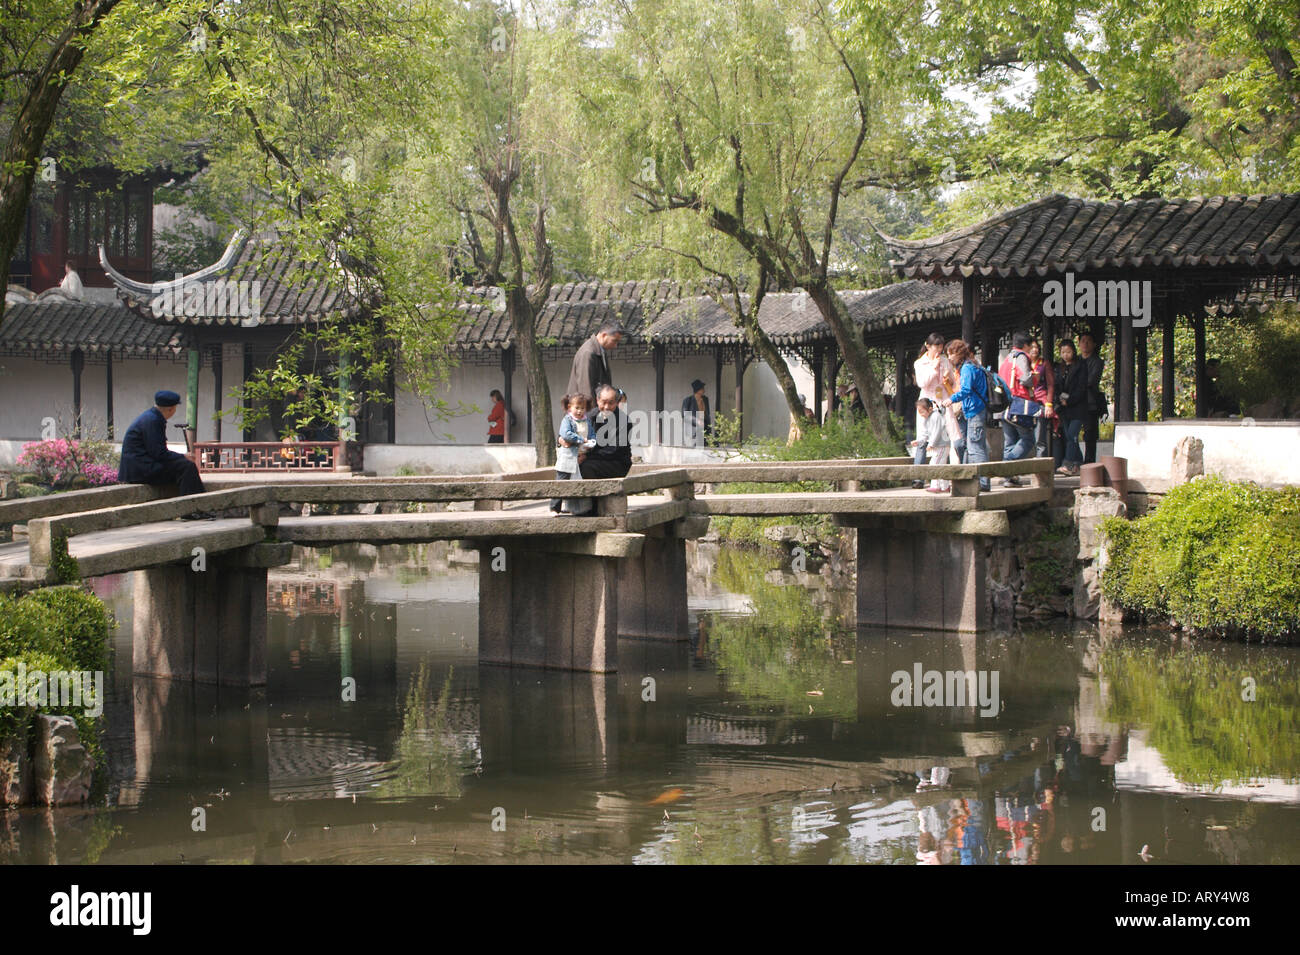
(3, 542), (1297, 865)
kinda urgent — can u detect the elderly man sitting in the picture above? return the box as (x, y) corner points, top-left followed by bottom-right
(118, 390), (212, 518)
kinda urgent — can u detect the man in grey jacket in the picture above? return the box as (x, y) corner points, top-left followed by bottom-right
(566, 324), (622, 403)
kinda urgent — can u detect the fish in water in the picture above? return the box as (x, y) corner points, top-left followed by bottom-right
(650, 788), (685, 805)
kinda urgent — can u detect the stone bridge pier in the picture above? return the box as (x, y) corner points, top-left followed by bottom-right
(132, 543), (293, 686)
(846, 512), (1014, 633)
(474, 518), (703, 673)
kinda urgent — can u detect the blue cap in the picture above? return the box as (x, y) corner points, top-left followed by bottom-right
(155, 390), (181, 407)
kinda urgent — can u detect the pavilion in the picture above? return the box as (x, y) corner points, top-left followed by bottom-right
(876, 193), (1300, 419)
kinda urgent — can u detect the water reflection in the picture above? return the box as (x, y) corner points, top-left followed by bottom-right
(1, 542), (1296, 865)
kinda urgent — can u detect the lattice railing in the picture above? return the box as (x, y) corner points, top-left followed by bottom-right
(194, 441), (344, 472)
(267, 580), (339, 615)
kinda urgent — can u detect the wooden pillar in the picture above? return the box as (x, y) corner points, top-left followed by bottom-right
(734, 343), (745, 441)
(1041, 311), (1055, 363)
(892, 332), (907, 418)
(186, 347), (200, 434)
(829, 355), (843, 412)
(337, 349), (352, 440)
(105, 347), (114, 440)
(526, 388), (533, 443)
(211, 344), (223, 441)
(961, 277), (978, 345)
(1162, 307), (1176, 419)
(1193, 309), (1207, 418)
(653, 343), (665, 445)
(384, 361), (396, 443)
(242, 343), (255, 441)
(1117, 313), (1135, 422)
(714, 345), (723, 418)
(1136, 323), (1149, 421)
(70, 347), (84, 439)
(979, 316), (995, 369)
(501, 346), (515, 444)
(812, 342), (824, 425)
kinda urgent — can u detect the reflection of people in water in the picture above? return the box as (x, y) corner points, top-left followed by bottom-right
(1043, 723), (1129, 863)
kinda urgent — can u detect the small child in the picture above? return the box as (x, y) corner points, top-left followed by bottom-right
(552, 393), (596, 514)
(916, 398), (951, 493)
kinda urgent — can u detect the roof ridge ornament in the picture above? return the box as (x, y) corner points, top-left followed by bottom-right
(100, 229), (248, 296)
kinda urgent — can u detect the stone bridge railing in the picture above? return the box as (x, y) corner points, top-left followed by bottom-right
(3, 456), (1053, 582)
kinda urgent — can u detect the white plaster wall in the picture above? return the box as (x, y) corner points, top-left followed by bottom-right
(394, 349), (797, 446)
(0, 345), (248, 463)
(362, 443), (538, 475)
(1115, 421), (1300, 487)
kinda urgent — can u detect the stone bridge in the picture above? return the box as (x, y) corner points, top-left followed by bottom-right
(0, 456), (1052, 682)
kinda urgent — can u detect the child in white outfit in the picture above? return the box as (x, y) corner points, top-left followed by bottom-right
(916, 398), (951, 492)
(552, 393), (596, 514)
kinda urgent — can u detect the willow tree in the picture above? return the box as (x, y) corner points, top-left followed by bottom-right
(159, 0), (464, 436)
(425, 0), (563, 466)
(545, 0), (963, 441)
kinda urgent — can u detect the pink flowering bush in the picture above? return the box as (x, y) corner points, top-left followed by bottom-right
(16, 439), (119, 489)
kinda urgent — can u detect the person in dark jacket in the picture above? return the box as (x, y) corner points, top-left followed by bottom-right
(1077, 333), (1105, 464)
(565, 324), (622, 405)
(681, 378), (711, 445)
(579, 384), (633, 479)
(118, 390), (208, 503)
(1053, 340), (1089, 474)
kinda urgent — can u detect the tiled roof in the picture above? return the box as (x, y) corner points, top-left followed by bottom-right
(0, 302), (190, 357)
(450, 279), (960, 349)
(104, 231), (363, 326)
(884, 193), (1300, 280)
(451, 280), (698, 348)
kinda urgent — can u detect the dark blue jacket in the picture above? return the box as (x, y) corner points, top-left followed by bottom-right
(118, 407), (184, 482)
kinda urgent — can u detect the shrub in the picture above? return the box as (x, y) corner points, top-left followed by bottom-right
(710, 414), (899, 546)
(0, 587), (113, 672)
(0, 650), (67, 745)
(15, 439), (118, 489)
(1101, 477), (1300, 639)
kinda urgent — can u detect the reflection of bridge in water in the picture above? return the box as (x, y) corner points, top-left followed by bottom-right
(73, 607), (1146, 862)
(1, 457), (1052, 683)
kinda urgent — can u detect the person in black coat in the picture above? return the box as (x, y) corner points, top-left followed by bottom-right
(681, 378), (711, 445)
(1053, 340), (1089, 473)
(579, 384), (633, 479)
(565, 325), (622, 404)
(1077, 332), (1105, 464)
(118, 390), (207, 498)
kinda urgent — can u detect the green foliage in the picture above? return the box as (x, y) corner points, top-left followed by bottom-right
(1018, 520), (1075, 604)
(845, 0), (1300, 213)
(375, 663), (469, 799)
(711, 414), (897, 545)
(1101, 477), (1300, 638)
(1102, 641), (1300, 786)
(0, 587), (113, 756)
(707, 549), (855, 717)
(0, 586), (113, 672)
(48, 535), (81, 585)
(0, 649), (66, 745)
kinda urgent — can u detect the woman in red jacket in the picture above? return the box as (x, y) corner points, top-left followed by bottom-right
(487, 389), (506, 443)
(1028, 340), (1056, 458)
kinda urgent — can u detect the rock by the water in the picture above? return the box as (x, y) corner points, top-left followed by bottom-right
(33, 715), (93, 806)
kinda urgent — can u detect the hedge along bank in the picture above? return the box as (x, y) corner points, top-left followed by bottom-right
(1100, 476), (1300, 641)
(0, 587), (114, 753)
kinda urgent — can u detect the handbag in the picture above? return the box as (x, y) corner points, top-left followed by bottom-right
(1008, 395), (1044, 418)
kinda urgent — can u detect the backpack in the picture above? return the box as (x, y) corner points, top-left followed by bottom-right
(983, 366), (1011, 414)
